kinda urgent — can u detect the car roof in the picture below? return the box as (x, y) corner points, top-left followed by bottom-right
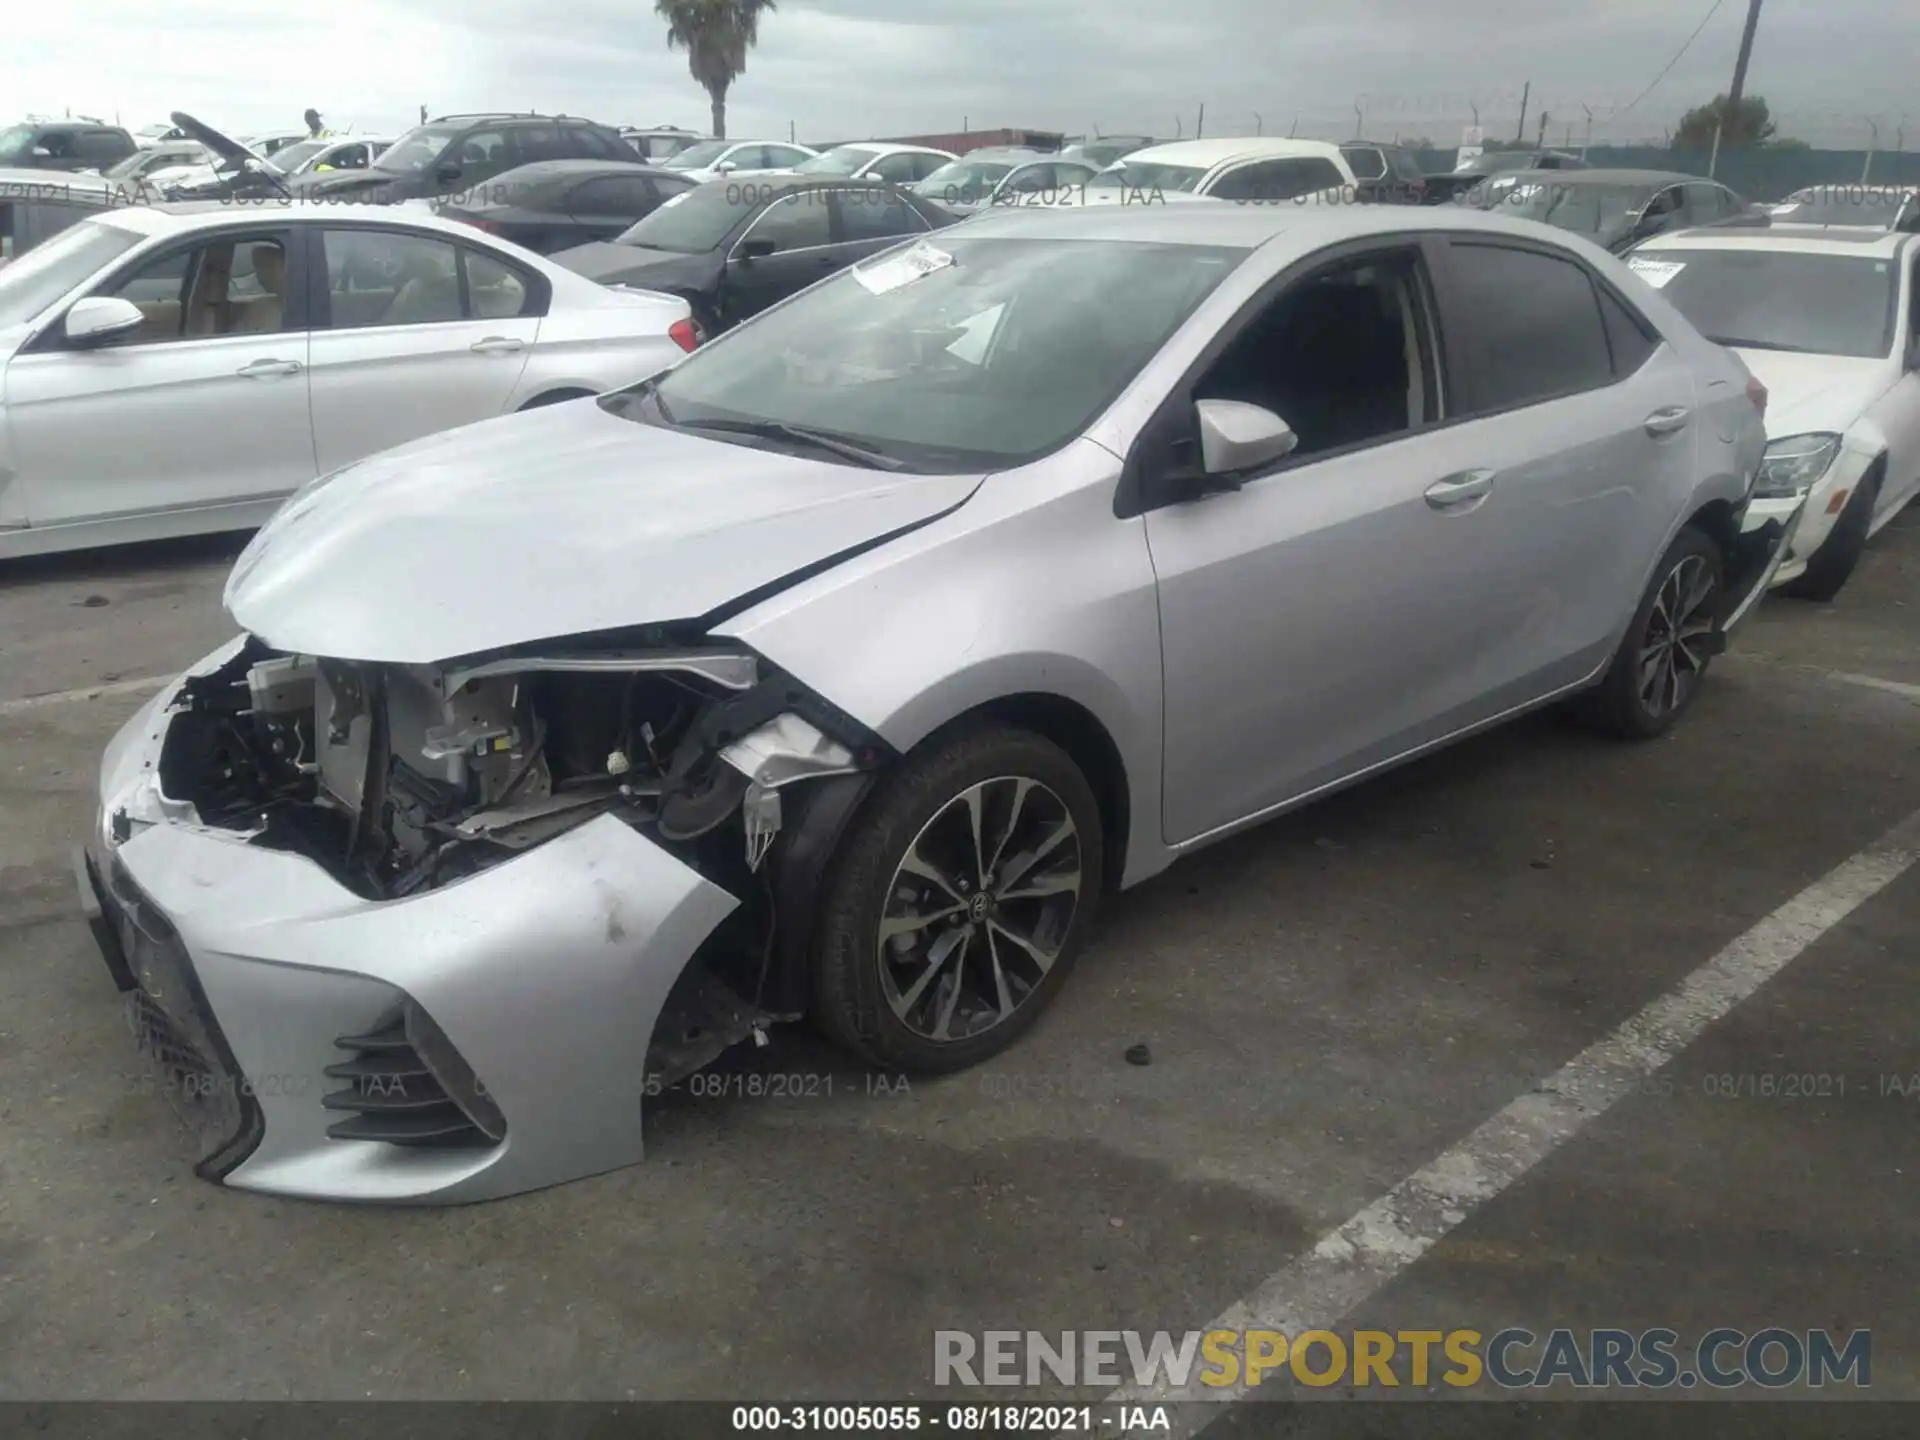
(941, 196), (1607, 249)
(92, 199), (522, 241)
(1637, 226), (1911, 258)
(1113, 137), (1347, 169)
(1491, 168), (1697, 188)
(941, 148), (1051, 162)
(833, 142), (951, 156)
(0, 169), (126, 201)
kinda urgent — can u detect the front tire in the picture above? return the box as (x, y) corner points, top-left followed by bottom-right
(1780, 468), (1877, 602)
(1572, 526), (1723, 740)
(811, 726), (1103, 1074)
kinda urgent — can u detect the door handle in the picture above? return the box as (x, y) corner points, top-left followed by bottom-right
(470, 336), (526, 354)
(236, 358), (301, 378)
(1645, 406), (1691, 436)
(1424, 469), (1495, 509)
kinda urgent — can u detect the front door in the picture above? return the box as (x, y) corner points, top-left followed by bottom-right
(1870, 249), (1920, 517)
(716, 190), (840, 326)
(1144, 241), (1509, 843)
(304, 225), (540, 474)
(6, 226), (312, 529)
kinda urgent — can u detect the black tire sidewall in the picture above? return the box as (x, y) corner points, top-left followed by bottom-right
(1602, 526), (1724, 738)
(811, 726), (1104, 1074)
(1782, 470), (1876, 601)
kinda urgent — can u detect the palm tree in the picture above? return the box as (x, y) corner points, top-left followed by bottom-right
(654, 0), (777, 140)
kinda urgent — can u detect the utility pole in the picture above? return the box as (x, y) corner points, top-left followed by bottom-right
(1197, 102), (1205, 139)
(1726, 0), (1764, 110)
(1514, 81), (1530, 143)
(1582, 104), (1595, 159)
(1537, 111), (1550, 148)
(1253, 112), (1263, 135)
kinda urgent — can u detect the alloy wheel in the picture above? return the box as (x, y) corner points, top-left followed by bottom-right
(1639, 553), (1717, 718)
(876, 776), (1083, 1043)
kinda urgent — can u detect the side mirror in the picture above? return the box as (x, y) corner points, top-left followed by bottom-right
(434, 160), (462, 183)
(735, 237), (777, 262)
(713, 160), (737, 175)
(1194, 399), (1297, 485)
(64, 296), (145, 345)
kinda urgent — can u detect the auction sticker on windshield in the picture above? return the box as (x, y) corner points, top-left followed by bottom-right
(1627, 257), (1685, 288)
(853, 240), (954, 295)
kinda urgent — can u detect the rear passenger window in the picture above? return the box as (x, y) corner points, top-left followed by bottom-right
(1597, 285), (1658, 375)
(1443, 242), (1614, 411)
(464, 248), (533, 318)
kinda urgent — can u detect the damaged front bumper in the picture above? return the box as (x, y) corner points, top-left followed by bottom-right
(76, 635), (871, 1204)
(1721, 492), (1808, 636)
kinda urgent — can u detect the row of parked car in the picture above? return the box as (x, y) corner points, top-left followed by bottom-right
(2, 110), (1917, 600)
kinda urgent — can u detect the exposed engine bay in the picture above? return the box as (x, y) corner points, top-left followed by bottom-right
(149, 634), (892, 1082)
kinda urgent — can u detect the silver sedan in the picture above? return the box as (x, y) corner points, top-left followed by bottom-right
(82, 202), (1799, 1203)
(0, 201), (692, 557)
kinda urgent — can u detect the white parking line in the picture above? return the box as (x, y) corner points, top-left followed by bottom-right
(0, 674), (173, 717)
(1826, 671), (1920, 703)
(1098, 805), (1920, 1433)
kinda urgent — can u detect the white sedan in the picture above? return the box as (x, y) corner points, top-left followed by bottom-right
(1629, 228), (1920, 599)
(0, 201), (693, 558)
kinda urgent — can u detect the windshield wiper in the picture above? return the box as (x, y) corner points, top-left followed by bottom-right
(673, 417), (905, 470)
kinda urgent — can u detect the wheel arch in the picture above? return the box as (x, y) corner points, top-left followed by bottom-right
(516, 386), (597, 410)
(919, 691), (1133, 895)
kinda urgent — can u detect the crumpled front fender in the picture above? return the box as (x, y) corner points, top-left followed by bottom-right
(112, 811), (737, 1203)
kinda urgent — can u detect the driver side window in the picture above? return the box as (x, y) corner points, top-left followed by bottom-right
(1187, 249), (1437, 461)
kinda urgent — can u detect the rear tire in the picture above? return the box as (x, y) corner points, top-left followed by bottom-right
(1780, 468), (1877, 603)
(810, 726), (1103, 1074)
(1570, 526), (1723, 740)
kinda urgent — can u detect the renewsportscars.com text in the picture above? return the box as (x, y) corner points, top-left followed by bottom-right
(934, 1326), (1871, 1390)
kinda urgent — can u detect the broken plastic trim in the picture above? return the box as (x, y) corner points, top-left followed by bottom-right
(440, 648), (758, 695)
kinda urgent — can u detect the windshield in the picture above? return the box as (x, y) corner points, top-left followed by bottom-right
(626, 236), (1245, 471)
(373, 124), (460, 175)
(911, 160), (1016, 199)
(1634, 248), (1896, 359)
(664, 141), (736, 170)
(793, 146), (878, 176)
(268, 139), (331, 174)
(1479, 178), (1650, 238)
(1088, 160), (1207, 193)
(1771, 185), (1916, 228)
(612, 182), (765, 252)
(0, 217), (145, 328)
(0, 125), (33, 160)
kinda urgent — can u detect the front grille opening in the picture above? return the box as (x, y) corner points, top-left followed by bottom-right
(323, 1002), (505, 1149)
(128, 989), (217, 1091)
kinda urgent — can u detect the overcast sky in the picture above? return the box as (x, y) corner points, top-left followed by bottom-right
(8, 0), (1913, 150)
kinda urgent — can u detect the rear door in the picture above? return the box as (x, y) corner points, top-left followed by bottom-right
(304, 223), (544, 473)
(6, 225), (313, 526)
(1423, 235), (1702, 695)
(565, 172), (673, 244)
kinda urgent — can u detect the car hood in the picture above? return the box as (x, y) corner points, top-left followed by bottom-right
(223, 398), (986, 664)
(1735, 350), (1890, 438)
(167, 111), (256, 169)
(1017, 186), (1221, 208)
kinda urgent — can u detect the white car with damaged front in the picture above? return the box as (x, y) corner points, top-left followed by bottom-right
(0, 201), (695, 557)
(1630, 227), (1920, 599)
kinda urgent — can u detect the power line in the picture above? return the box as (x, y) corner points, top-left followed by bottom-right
(1616, 0), (1730, 120)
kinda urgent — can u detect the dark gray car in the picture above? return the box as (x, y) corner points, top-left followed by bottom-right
(550, 176), (961, 336)
(1472, 169), (1768, 252)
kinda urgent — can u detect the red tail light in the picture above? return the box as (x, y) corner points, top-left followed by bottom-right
(669, 316), (700, 352)
(1746, 375), (1768, 419)
(456, 215), (504, 234)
